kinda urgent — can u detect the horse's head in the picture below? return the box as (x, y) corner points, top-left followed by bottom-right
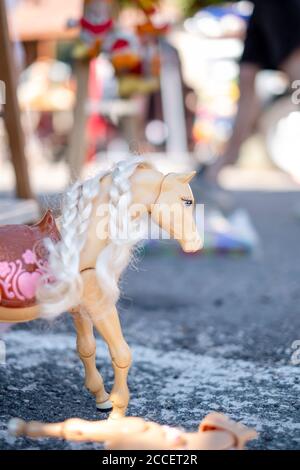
(150, 171), (202, 253)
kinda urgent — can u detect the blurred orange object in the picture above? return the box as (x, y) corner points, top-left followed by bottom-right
(136, 20), (169, 37)
(109, 37), (141, 74)
(192, 120), (214, 144)
(151, 52), (161, 76)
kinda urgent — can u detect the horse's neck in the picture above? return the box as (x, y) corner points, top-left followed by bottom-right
(78, 167), (163, 272)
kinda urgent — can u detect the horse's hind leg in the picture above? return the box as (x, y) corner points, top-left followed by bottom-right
(72, 307), (112, 411)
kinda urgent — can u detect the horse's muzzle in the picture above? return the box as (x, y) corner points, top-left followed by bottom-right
(181, 237), (203, 253)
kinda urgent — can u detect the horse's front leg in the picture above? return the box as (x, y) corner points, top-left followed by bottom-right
(92, 305), (132, 419)
(80, 270), (132, 419)
(72, 305), (112, 411)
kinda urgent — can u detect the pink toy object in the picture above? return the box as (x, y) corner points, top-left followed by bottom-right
(0, 211), (60, 309)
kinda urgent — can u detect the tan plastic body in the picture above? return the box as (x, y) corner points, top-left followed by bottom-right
(0, 166), (202, 418)
(9, 412), (257, 450)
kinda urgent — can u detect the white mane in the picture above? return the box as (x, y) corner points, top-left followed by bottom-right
(37, 158), (147, 319)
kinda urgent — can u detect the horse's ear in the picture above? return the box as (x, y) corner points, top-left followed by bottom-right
(176, 171), (196, 184)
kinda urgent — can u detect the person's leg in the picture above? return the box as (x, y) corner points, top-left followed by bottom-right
(280, 47), (300, 83)
(205, 63), (261, 184)
(281, 47), (300, 218)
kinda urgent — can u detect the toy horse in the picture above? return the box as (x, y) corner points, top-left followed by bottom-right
(9, 412), (257, 450)
(0, 158), (202, 418)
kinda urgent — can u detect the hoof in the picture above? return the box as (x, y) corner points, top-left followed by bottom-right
(96, 399), (113, 412)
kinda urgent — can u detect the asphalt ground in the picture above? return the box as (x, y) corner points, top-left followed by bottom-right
(0, 190), (299, 450)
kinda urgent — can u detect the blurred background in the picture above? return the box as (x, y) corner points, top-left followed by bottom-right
(0, 0), (300, 450)
(1, 0), (299, 249)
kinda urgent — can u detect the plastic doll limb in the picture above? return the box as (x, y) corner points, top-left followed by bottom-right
(197, 412), (258, 450)
(8, 416), (147, 442)
(80, 269), (132, 419)
(8, 414), (257, 449)
(107, 422), (181, 450)
(108, 415), (257, 450)
(72, 303), (111, 411)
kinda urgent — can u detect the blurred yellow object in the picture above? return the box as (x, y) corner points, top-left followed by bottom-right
(73, 38), (102, 60)
(136, 0), (158, 15)
(118, 75), (159, 98)
(229, 82), (240, 102)
(18, 60), (75, 112)
(19, 88), (75, 112)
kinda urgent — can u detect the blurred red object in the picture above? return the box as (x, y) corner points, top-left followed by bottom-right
(86, 58), (108, 161)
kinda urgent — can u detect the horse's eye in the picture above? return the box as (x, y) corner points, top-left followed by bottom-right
(182, 198), (193, 207)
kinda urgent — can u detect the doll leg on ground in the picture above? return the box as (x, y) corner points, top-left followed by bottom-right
(9, 417), (128, 442)
(81, 269), (132, 419)
(72, 306), (111, 410)
(9, 416), (147, 443)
